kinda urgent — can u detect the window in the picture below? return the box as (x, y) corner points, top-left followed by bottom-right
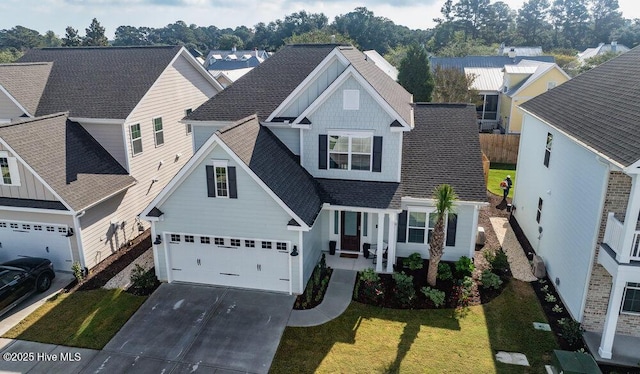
(333, 211), (339, 235)
(58, 227), (67, 233)
(34, 225), (42, 231)
(276, 242), (287, 251)
(200, 236), (210, 244)
(0, 156), (12, 185)
(0, 152), (19, 186)
(476, 94), (498, 120)
(245, 240), (255, 248)
(343, 89), (360, 110)
(214, 161), (229, 197)
(22, 224), (30, 230)
(544, 133), (553, 167)
(622, 283), (640, 314)
(185, 109), (193, 134)
(230, 239), (240, 247)
(547, 81), (557, 91)
(184, 235), (194, 243)
(214, 237), (224, 245)
(10, 223), (18, 229)
(328, 134), (372, 171)
(130, 124), (143, 155)
(170, 234), (181, 242)
(153, 117), (164, 146)
(363, 213), (368, 237)
(0, 222), (5, 228)
(46, 226), (54, 232)
(536, 198), (543, 223)
(262, 241), (272, 249)
(407, 211), (437, 244)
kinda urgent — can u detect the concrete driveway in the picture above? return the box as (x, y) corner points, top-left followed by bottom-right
(96, 283), (295, 374)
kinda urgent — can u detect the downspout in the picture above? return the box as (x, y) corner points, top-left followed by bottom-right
(73, 210), (87, 275)
(299, 230), (304, 294)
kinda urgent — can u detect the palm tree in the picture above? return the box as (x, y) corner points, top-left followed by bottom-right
(427, 184), (458, 286)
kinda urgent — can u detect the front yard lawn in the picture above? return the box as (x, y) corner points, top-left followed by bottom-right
(488, 163), (516, 199)
(3, 289), (147, 349)
(271, 280), (557, 374)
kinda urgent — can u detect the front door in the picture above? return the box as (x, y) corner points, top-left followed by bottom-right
(340, 211), (361, 251)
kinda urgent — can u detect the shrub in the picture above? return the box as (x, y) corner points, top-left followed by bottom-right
(358, 268), (383, 303)
(545, 293), (557, 303)
(490, 248), (510, 274)
(319, 253), (327, 272)
(421, 287), (446, 307)
(541, 285), (549, 292)
(558, 318), (583, 346)
(404, 252), (423, 270)
(483, 250), (495, 264)
(360, 268), (380, 282)
(437, 262), (453, 281)
(392, 272), (416, 306)
(480, 270), (503, 290)
(130, 264), (157, 290)
(552, 304), (564, 313)
(71, 261), (85, 282)
(455, 256), (475, 278)
(454, 276), (475, 307)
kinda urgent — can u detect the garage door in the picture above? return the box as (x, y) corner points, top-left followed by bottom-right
(0, 220), (73, 271)
(167, 234), (290, 293)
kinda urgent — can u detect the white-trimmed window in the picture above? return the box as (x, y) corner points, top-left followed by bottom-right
(230, 239), (240, 247)
(262, 241), (272, 249)
(200, 236), (211, 244)
(407, 210), (437, 244)
(544, 133), (553, 167)
(622, 283), (640, 314)
(130, 123), (143, 155)
(185, 109), (193, 134)
(214, 237), (224, 245)
(170, 234), (180, 242)
(536, 198), (543, 223)
(276, 242), (287, 250)
(184, 235), (194, 243)
(153, 117), (164, 146)
(214, 160), (229, 198)
(0, 151), (20, 186)
(343, 89), (360, 110)
(328, 132), (373, 171)
(245, 240), (255, 248)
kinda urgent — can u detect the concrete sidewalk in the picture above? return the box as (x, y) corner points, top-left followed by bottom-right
(288, 269), (357, 327)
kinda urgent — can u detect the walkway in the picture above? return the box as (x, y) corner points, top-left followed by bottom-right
(490, 217), (538, 282)
(288, 269), (357, 327)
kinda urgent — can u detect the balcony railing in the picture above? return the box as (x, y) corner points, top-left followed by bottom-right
(603, 212), (640, 262)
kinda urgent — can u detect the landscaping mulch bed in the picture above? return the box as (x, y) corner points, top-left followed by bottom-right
(126, 267), (162, 296)
(294, 256), (333, 310)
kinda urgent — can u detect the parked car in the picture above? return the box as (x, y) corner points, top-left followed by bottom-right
(0, 258), (55, 317)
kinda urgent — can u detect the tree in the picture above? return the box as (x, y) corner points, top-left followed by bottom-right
(432, 66), (478, 103)
(218, 34), (244, 50)
(0, 48), (23, 63)
(113, 26), (153, 46)
(517, 0), (551, 45)
(591, 0), (624, 43)
(0, 26), (44, 50)
(397, 44), (434, 102)
(577, 50), (620, 73)
(83, 18), (109, 46)
(284, 30), (355, 46)
(481, 1), (516, 44)
(43, 30), (62, 47)
(454, 0), (491, 40)
(62, 26), (81, 47)
(437, 31), (496, 57)
(611, 18), (640, 48)
(427, 184), (458, 287)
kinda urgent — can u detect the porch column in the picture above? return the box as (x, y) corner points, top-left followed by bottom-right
(598, 274), (626, 359)
(619, 174), (640, 263)
(387, 213), (397, 273)
(376, 213), (385, 272)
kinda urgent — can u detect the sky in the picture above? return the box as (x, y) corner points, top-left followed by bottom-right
(1, 0), (639, 39)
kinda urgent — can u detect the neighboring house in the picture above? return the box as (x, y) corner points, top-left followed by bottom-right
(578, 41), (630, 63)
(513, 46), (640, 363)
(429, 55), (566, 133)
(364, 50), (398, 81)
(497, 44), (543, 57)
(209, 67), (253, 88)
(142, 44), (487, 295)
(0, 46), (223, 272)
(204, 48), (269, 71)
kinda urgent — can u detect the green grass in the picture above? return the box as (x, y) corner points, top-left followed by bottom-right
(3, 289), (147, 349)
(271, 280), (557, 374)
(488, 163), (516, 198)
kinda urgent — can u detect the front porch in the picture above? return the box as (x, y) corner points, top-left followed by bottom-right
(584, 331), (640, 368)
(324, 250), (383, 272)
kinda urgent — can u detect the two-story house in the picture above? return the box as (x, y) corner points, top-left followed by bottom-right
(513, 46), (640, 364)
(141, 44), (487, 294)
(0, 46), (222, 272)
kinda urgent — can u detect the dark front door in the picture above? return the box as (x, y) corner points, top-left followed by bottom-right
(340, 211), (361, 251)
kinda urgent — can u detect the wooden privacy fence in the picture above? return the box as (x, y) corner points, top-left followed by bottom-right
(479, 133), (520, 165)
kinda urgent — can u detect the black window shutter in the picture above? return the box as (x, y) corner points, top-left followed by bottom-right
(397, 210), (407, 242)
(319, 134), (327, 169)
(228, 166), (238, 199)
(372, 136), (383, 172)
(206, 165), (216, 197)
(446, 213), (457, 247)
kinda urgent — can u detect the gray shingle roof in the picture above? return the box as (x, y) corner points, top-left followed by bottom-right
(217, 116), (323, 226)
(402, 103), (487, 203)
(0, 113), (136, 211)
(316, 178), (402, 210)
(0, 197), (67, 211)
(520, 45), (640, 167)
(429, 55), (555, 71)
(339, 47), (413, 126)
(189, 44), (337, 122)
(17, 46), (183, 119)
(0, 62), (52, 116)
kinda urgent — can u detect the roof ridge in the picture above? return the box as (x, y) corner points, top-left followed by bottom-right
(0, 62), (52, 67)
(36, 45), (179, 50)
(217, 114), (259, 135)
(0, 111), (69, 128)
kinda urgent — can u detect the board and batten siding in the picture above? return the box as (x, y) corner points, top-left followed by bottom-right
(0, 92), (24, 121)
(0, 144), (58, 201)
(279, 58), (346, 119)
(513, 113), (607, 320)
(154, 144), (301, 290)
(302, 76), (401, 182)
(77, 54), (219, 269)
(78, 122), (127, 169)
(396, 203), (476, 261)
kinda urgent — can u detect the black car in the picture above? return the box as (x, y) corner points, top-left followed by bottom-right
(0, 258), (55, 317)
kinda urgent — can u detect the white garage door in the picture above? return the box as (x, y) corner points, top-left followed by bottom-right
(167, 234), (290, 293)
(0, 220), (73, 271)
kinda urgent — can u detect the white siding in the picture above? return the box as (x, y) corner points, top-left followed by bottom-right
(79, 122), (127, 169)
(193, 126), (218, 151)
(302, 76), (402, 182)
(302, 210), (327, 285)
(0, 91), (24, 120)
(0, 144), (58, 201)
(270, 127), (300, 155)
(513, 114), (607, 319)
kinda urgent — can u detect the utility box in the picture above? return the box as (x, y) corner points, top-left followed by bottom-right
(549, 350), (601, 374)
(532, 255), (546, 278)
(476, 227), (486, 247)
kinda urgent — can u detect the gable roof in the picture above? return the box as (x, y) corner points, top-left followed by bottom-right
(578, 43), (630, 62)
(217, 116), (323, 226)
(364, 50), (398, 81)
(17, 46), (184, 119)
(430, 55), (555, 71)
(188, 44), (337, 122)
(506, 60), (568, 97)
(464, 67), (503, 91)
(0, 113), (136, 211)
(520, 45), (640, 167)
(0, 62), (52, 116)
(402, 103), (487, 203)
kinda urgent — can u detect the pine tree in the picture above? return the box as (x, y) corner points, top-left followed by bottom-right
(397, 44), (434, 102)
(62, 27), (81, 47)
(83, 18), (109, 46)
